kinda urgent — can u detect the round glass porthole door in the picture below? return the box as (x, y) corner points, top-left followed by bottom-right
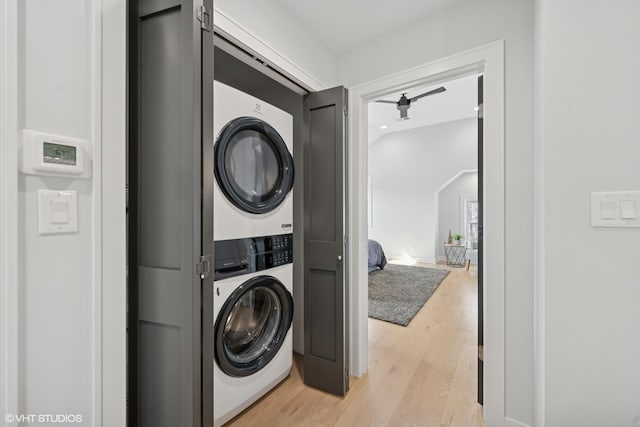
(214, 275), (293, 377)
(215, 116), (294, 214)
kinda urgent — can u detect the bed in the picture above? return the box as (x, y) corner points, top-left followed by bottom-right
(368, 239), (387, 273)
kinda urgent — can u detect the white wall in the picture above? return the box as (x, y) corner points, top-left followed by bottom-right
(214, 0), (338, 89)
(14, 0), (88, 421)
(368, 119), (476, 263)
(339, 0), (535, 424)
(1, 0), (126, 425)
(18, 0), (93, 421)
(437, 171), (477, 260)
(536, 1), (640, 426)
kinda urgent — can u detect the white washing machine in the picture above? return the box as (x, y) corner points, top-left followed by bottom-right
(213, 237), (293, 427)
(213, 80), (294, 241)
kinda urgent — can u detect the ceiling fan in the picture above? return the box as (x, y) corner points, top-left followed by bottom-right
(375, 86), (446, 120)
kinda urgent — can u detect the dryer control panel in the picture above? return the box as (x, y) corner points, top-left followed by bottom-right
(214, 233), (293, 281)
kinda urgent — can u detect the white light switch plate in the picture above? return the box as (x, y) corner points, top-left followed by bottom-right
(38, 190), (79, 235)
(591, 191), (640, 228)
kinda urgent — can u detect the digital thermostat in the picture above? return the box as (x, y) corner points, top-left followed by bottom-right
(19, 129), (92, 179)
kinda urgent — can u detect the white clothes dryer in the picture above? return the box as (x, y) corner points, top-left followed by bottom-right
(213, 81), (294, 241)
(213, 261), (293, 427)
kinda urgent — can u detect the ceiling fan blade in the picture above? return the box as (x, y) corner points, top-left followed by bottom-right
(409, 86), (446, 102)
(374, 100), (398, 104)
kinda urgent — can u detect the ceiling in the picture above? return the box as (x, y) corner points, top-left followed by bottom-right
(267, 1), (477, 141)
(368, 74), (479, 143)
(277, 0), (463, 54)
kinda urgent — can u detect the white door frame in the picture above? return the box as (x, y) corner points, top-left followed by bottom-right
(348, 40), (505, 427)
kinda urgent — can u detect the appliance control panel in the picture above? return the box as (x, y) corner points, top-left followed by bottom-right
(214, 233), (293, 281)
(270, 234), (293, 266)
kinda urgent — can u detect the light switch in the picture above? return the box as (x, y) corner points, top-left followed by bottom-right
(620, 200), (636, 219)
(599, 200), (617, 219)
(38, 190), (78, 235)
(591, 191), (640, 228)
(50, 199), (69, 224)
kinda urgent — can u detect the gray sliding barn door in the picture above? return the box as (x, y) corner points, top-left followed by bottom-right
(128, 0), (213, 426)
(303, 86), (349, 396)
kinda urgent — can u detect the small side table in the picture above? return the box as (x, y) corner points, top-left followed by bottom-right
(444, 244), (467, 267)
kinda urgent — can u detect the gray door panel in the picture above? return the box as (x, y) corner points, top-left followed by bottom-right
(307, 269), (338, 361)
(138, 5), (181, 270)
(138, 0), (180, 16)
(138, 268), (185, 324)
(139, 321), (180, 427)
(303, 86), (349, 396)
(201, 1), (214, 426)
(129, 0), (213, 425)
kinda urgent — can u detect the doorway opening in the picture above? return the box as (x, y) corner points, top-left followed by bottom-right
(366, 75), (479, 267)
(349, 41), (505, 426)
(365, 74), (482, 419)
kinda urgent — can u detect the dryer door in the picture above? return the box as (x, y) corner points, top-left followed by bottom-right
(214, 275), (293, 377)
(214, 116), (294, 214)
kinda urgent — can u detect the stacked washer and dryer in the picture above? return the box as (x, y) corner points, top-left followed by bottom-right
(212, 81), (295, 427)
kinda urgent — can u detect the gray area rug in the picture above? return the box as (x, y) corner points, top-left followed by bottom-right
(368, 264), (449, 326)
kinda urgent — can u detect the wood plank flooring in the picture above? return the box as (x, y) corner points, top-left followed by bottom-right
(227, 262), (483, 427)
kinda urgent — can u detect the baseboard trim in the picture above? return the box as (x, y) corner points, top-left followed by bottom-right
(506, 417), (531, 427)
(387, 255), (435, 264)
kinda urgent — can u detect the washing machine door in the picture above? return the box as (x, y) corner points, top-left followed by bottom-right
(215, 116), (294, 214)
(214, 275), (293, 377)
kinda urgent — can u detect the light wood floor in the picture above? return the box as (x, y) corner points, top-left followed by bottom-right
(227, 262), (483, 427)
